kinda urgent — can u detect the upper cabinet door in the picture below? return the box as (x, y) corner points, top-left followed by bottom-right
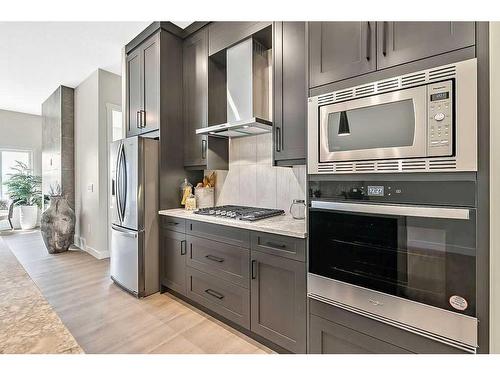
(309, 22), (376, 88)
(126, 48), (142, 137)
(273, 22), (307, 166)
(183, 28), (208, 168)
(141, 34), (160, 134)
(376, 22), (475, 69)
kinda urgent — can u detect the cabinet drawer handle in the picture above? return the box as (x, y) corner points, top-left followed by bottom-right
(205, 288), (224, 299)
(180, 240), (187, 255)
(141, 110), (146, 128)
(266, 241), (287, 249)
(201, 139), (207, 159)
(382, 21), (388, 56)
(251, 260), (257, 279)
(205, 254), (224, 263)
(275, 127), (281, 152)
(136, 111), (141, 128)
(366, 21), (372, 61)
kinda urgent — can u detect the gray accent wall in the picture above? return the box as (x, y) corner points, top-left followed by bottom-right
(41, 85), (75, 209)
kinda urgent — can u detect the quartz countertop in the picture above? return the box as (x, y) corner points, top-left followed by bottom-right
(158, 209), (307, 238)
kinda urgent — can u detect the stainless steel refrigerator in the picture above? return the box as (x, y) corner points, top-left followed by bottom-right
(110, 136), (159, 297)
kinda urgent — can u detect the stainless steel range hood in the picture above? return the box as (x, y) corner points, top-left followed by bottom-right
(197, 37), (272, 138)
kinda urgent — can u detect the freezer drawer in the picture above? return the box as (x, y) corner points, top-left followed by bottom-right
(110, 225), (143, 295)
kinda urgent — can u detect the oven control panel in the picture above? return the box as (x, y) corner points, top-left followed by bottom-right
(309, 180), (476, 207)
(427, 80), (453, 157)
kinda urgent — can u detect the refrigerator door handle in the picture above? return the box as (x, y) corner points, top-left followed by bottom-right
(120, 144), (128, 220)
(115, 142), (124, 222)
(111, 224), (138, 238)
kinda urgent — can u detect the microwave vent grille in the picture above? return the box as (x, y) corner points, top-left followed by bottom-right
(355, 84), (375, 96)
(354, 162), (375, 172)
(401, 160), (427, 171)
(318, 93), (334, 105)
(376, 78), (399, 92)
(334, 163), (354, 173)
(429, 65), (457, 81)
(377, 161), (399, 171)
(315, 63), (458, 107)
(429, 159), (457, 170)
(335, 88), (354, 101)
(316, 158), (458, 174)
(401, 72), (426, 87)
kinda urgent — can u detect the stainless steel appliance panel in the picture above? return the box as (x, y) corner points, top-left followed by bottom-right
(308, 58), (477, 174)
(319, 85), (427, 162)
(110, 224), (142, 295)
(308, 274), (478, 351)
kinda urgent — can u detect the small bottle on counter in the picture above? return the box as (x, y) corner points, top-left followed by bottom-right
(185, 193), (197, 211)
(180, 178), (193, 206)
(289, 199), (306, 220)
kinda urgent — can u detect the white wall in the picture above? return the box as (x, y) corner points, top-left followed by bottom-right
(0, 109), (42, 176)
(74, 69), (121, 259)
(207, 133), (306, 212)
(490, 21), (500, 353)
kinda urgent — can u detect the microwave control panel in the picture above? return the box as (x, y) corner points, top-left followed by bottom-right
(427, 80), (453, 157)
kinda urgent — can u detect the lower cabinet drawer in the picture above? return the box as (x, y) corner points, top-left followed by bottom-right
(309, 299), (467, 354)
(186, 267), (250, 329)
(310, 314), (411, 354)
(186, 236), (250, 288)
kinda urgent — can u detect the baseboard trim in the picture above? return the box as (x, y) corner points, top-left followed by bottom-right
(75, 235), (110, 260)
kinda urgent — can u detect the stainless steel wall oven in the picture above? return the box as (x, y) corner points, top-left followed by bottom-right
(308, 179), (478, 353)
(307, 59), (477, 174)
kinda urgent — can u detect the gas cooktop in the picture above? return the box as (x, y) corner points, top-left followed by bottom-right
(194, 205), (285, 221)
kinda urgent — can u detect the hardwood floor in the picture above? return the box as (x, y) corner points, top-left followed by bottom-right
(1, 230), (273, 354)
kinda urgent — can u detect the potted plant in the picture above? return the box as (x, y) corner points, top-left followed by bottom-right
(3, 161), (42, 230)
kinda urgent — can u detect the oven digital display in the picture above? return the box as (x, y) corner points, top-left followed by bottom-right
(430, 92), (449, 101)
(367, 186), (384, 197)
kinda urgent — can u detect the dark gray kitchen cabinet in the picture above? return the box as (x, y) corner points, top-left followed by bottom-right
(309, 314), (411, 354)
(183, 28), (209, 168)
(160, 229), (187, 295)
(208, 21), (272, 56)
(250, 250), (307, 353)
(309, 298), (467, 354)
(141, 34), (160, 134)
(309, 22), (376, 88)
(273, 22), (307, 166)
(125, 33), (160, 137)
(376, 22), (475, 69)
(126, 48), (142, 137)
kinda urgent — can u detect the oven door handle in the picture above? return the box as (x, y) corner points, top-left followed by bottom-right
(311, 201), (470, 220)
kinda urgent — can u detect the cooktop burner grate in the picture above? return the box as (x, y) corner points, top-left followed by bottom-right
(194, 205), (285, 221)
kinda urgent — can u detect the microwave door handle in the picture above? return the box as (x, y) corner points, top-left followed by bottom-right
(311, 201), (470, 220)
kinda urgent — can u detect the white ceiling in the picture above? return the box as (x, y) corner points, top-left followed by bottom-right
(0, 22), (153, 115)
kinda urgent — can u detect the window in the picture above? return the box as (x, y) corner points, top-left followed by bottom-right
(0, 150), (32, 200)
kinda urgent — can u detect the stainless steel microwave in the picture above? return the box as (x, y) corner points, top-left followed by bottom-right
(308, 59), (477, 174)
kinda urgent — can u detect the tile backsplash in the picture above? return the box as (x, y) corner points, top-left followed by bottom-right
(205, 133), (306, 212)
